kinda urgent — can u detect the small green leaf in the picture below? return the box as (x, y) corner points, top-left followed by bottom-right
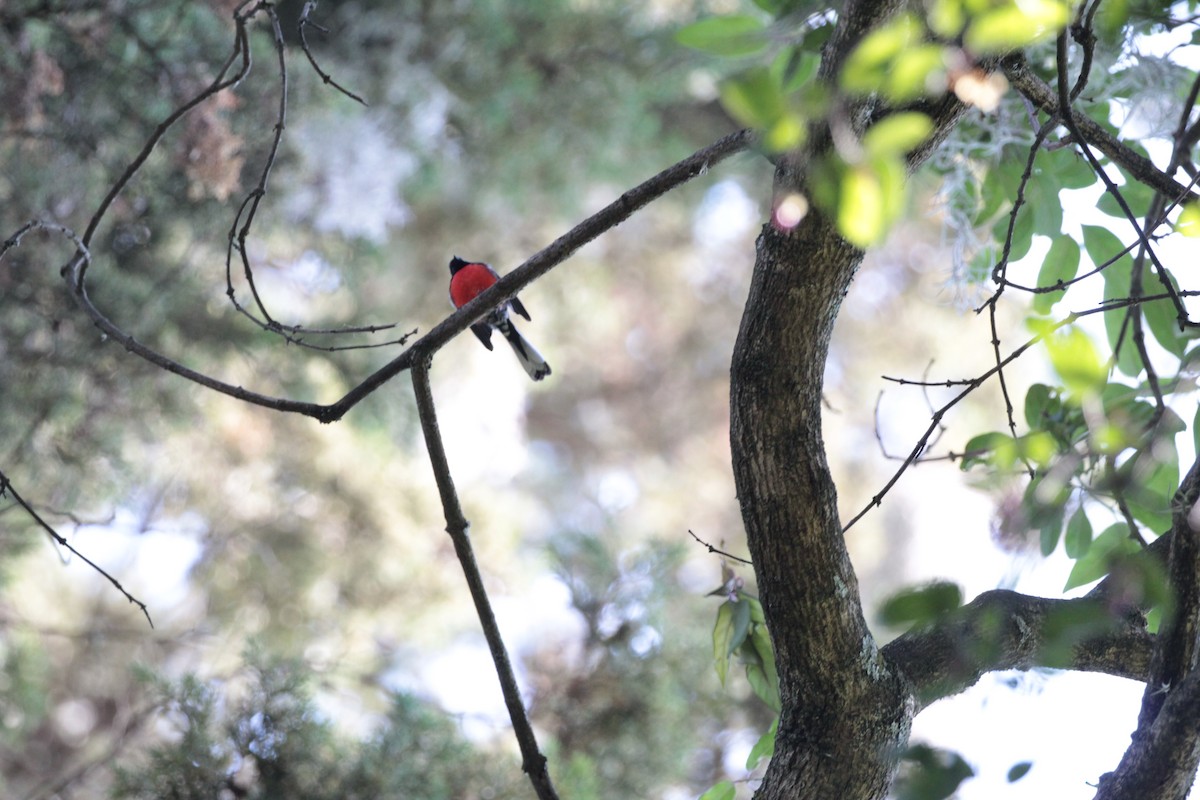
(746, 718), (778, 770)
(839, 164), (886, 246)
(698, 780), (737, 800)
(1007, 762), (1033, 782)
(1032, 238), (1080, 315)
(1180, 202), (1200, 237)
(1143, 268), (1187, 357)
(960, 431), (1012, 470)
(1045, 326), (1106, 397)
(878, 581), (963, 629)
(1097, 180), (1154, 219)
(1064, 507), (1093, 559)
(992, 202), (1035, 262)
(964, 0), (1070, 53)
(1024, 383), (1054, 429)
(749, 625), (781, 710)
(1064, 523), (1140, 590)
(885, 44), (948, 102)
(676, 15), (769, 57)
(1084, 224), (1139, 377)
(771, 48), (820, 93)
(862, 113), (934, 158)
(841, 13), (923, 95)
(730, 598), (752, 655)
(719, 67), (785, 129)
(896, 745), (974, 800)
(713, 602), (735, 685)
(838, 157), (906, 247)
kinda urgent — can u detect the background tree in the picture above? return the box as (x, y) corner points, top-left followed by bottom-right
(3, 1), (1200, 800)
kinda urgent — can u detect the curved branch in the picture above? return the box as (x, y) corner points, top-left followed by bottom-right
(883, 589), (1153, 713)
(46, 129), (755, 422)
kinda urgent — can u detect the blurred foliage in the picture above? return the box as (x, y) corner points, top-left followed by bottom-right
(110, 654), (522, 800)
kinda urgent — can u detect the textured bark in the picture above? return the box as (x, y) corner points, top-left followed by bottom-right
(731, 216), (912, 799)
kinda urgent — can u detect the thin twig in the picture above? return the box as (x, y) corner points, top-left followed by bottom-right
(0, 470), (153, 627)
(687, 529), (753, 566)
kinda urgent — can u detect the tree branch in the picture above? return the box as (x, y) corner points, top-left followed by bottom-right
(411, 359), (559, 800)
(882, 589), (1153, 712)
(45, 129), (755, 423)
(1001, 52), (1200, 204)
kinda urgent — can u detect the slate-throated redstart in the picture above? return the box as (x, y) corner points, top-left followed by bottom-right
(448, 256), (551, 381)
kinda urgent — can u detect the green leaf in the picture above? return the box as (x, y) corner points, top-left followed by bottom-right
(960, 431), (1014, 470)
(713, 601), (735, 685)
(1024, 383), (1054, 428)
(1039, 503), (1066, 556)
(1007, 762), (1033, 782)
(748, 624), (781, 710)
(1084, 224), (1139, 377)
(886, 45), (948, 102)
(896, 745), (974, 800)
(964, 0), (1070, 53)
(1097, 180), (1154, 219)
(719, 67), (785, 129)
(676, 15), (769, 57)
(1064, 507), (1093, 558)
(698, 780), (737, 800)
(878, 581), (963, 629)
(771, 48), (820, 93)
(746, 718), (778, 769)
(862, 113), (934, 159)
(1193, 404), (1200, 463)
(730, 598), (752, 655)
(1064, 523), (1140, 590)
(748, 596), (766, 625)
(1143, 268), (1187, 357)
(1032, 237), (1080, 314)
(1025, 170), (1064, 237)
(1045, 326), (1106, 397)
(838, 157), (906, 247)
(1180, 202), (1200, 237)
(1124, 444), (1179, 533)
(1023, 475), (1069, 556)
(841, 14), (923, 95)
(993, 202), (1035, 262)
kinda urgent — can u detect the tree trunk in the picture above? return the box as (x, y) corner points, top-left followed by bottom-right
(731, 208), (914, 798)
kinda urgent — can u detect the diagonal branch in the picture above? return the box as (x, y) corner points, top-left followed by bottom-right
(411, 359), (559, 800)
(1001, 52), (1200, 204)
(0, 469), (153, 627)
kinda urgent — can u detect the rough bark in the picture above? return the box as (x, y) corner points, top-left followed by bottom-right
(731, 214), (911, 798)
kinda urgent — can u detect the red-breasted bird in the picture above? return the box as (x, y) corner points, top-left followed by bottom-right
(448, 256), (551, 381)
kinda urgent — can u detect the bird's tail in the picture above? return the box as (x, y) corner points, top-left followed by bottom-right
(497, 320), (552, 381)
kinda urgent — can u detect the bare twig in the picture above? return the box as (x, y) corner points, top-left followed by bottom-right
(0, 469), (153, 627)
(411, 358), (560, 800)
(298, 1), (369, 106)
(687, 529), (753, 566)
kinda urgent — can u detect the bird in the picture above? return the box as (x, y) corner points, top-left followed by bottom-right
(448, 256), (551, 381)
